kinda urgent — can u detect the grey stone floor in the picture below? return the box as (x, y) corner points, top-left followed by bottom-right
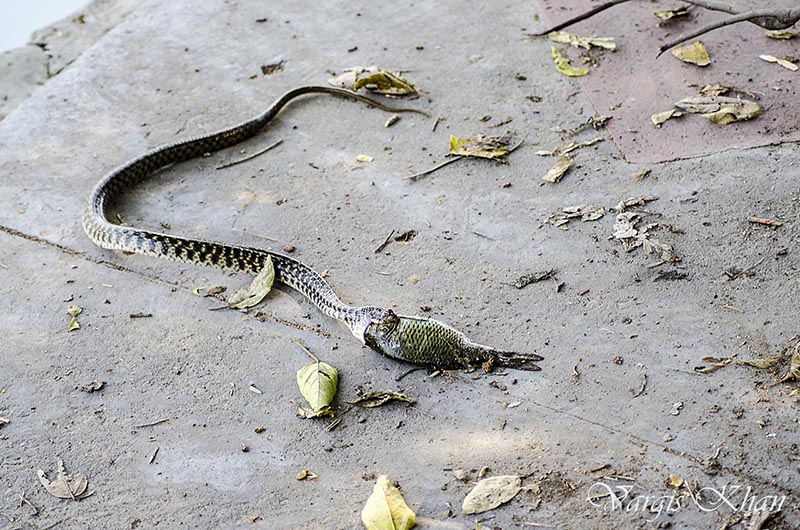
(1, 1), (798, 529)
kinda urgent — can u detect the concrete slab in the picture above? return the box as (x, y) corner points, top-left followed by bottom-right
(537, 0), (800, 163)
(1, 0), (799, 528)
(0, 0), (142, 120)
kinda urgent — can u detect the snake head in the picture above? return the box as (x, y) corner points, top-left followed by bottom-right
(364, 310), (543, 372)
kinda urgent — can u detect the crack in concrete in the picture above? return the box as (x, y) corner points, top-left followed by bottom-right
(0, 223), (338, 340)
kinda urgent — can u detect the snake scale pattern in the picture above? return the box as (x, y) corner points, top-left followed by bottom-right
(83, 85), (542, 371)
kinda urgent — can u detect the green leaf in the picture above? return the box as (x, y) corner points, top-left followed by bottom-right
(350, 390), (416, 408)
(296, 361), (338, 411)
(361, 475), (416, 530)
(462, 475), (522, 515)
(548, 31), (616, 50)
(550, 46), (589, 77)
(228, 256), (275, 309)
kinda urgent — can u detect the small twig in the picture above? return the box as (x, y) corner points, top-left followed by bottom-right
(148, 447), (159, 464)
(406, 404), (435, 419)
(216, 139), (283, 170)
(589, 463), (611, 473)
(134, 418), (170, 428)
(374, 229), (396, 253)
(658, 8), (799, 55)
(404, 156), (464, 181)
(395, 367), (421, 381)
(291, 338), (319, 363)
(632, 373), (647, 397)
(471, 231), (495, 240)
(748, 216), (783, 228)
(529, 0), (631, 35)
(17, 491), (38, 515)
(432, 115), (443, 132)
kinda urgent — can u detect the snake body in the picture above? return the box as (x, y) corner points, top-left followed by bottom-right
(83, 85), (542, 371)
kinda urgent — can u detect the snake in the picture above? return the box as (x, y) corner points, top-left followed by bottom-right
(83, 85), (543, 371)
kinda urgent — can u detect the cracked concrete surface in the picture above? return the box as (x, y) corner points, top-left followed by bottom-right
(1, 1), (799, 529)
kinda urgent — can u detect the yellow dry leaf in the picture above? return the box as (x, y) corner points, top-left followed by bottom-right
(356, 154), (374, 163)
(67, 304), (82, 332)
(737, 354), (783, 369)
(674, 96), (762, 125)
(542, 156), (572, 183)
(766, 30), (795, 39)
(548, 31), (616, 50)
(361, 475), (416, 530)
(449, 134), (510, 160)
(668, 474), (684, 488)
(654, 7), (690, 20)
(228, 256), (274, 309)
(353, 70), (421, 98)
(671, 41), (710, 66)
(651, 109), (682, 127)
(551, 46), (589, 77)
(759, 54), (799, 71)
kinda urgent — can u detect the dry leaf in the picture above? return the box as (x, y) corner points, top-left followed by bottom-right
(550, 46), (588, 77)
(362, 475), (416, 530)
(350, 390), (416, 408)
(654, 7), (690, 21)
(38, 460), (90, 500)
(296, 469), (317, 480)
(613, 212), (678, 262)
(548, 205), (605, 228)
(354, 70), (423, 98)
(674, 96), (762, 125)
(548, 31), (616, 50)
(766, 30), (796, 39)
(66, 304), (82, 332)
(668, 474), (684, 488)
(759, 54), (799, 71)
(615, 195), (658, 212)
(536, 137), (602, 156)
(228, 256), (274, 309)
(542, 156), (572, 183)
(651, 109), (682, 127)
(513, 269), (556, 289)
(449, 134), (511, 160)
(80, 380), (105, 393)
(356, 154), (375, 163)
(737, 354), (783, 369)
(671, 41), (710, 66)
(329, 66), (425, 99)
(778, 345), (800, 383)
(462, 475), (522, 515)
(695, 358), (732, 374)
(296, 360), (338, 412)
